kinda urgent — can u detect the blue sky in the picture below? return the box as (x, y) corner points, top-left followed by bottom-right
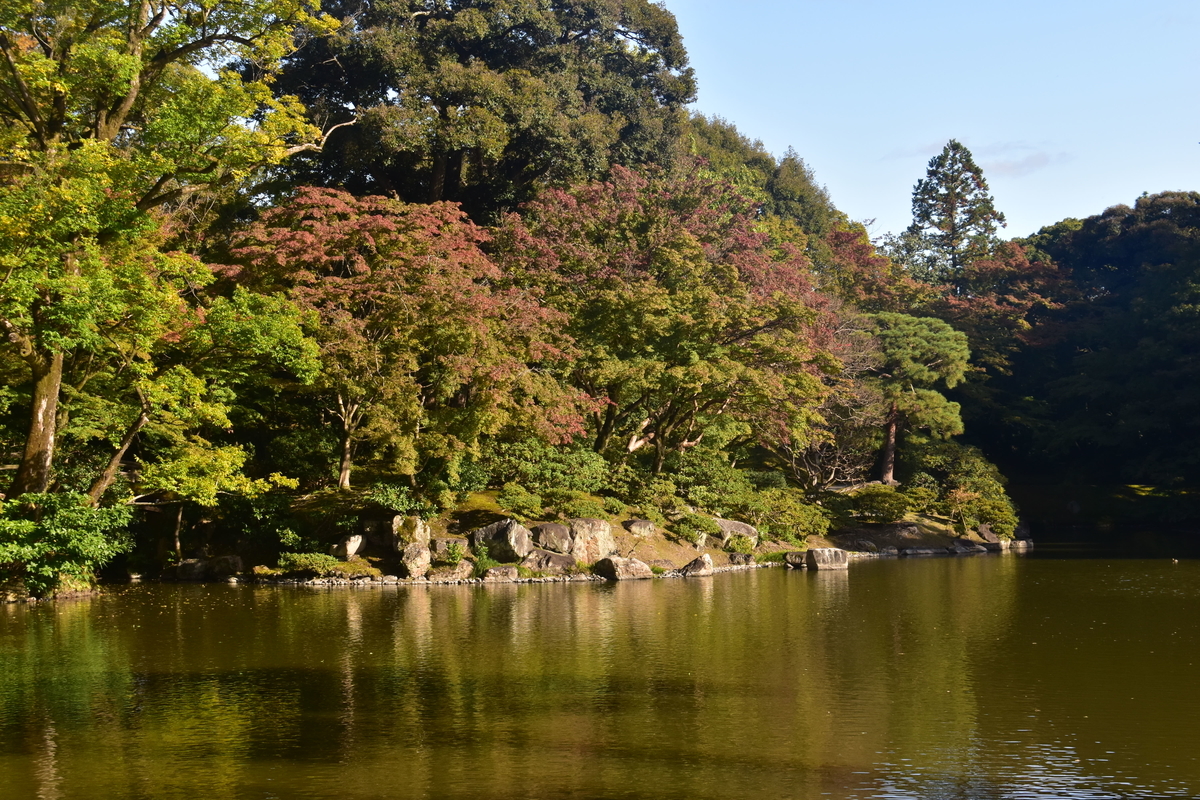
(664, 0), (1200, 238)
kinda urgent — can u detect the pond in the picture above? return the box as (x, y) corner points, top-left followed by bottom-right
(2, 547), (1199, 799)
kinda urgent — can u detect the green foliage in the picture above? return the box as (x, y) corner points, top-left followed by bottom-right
(602, 496), (627, 516)
(277, 0), (695, 220)
(277, 552), (340, 576)
(367, 483), (435, 518)
(649, 565), (667, 575)
(628, 476), (681, 514)
(483, 441), (610, 494)
(758, 488), (830, 542)
(907, 139), (1006, 273)
(496, 483), (543, 521)
(443, 541), (466, 567)
(559, 498), (607, 520)
(0, 493), (132, 596)
(850, 485), (911, 523)
(755, 551), (791, 564)
(899, 441), (1018, 537)
(275, 552), (380, 578)
(726, 534), (755, 555)
(671, 513), (721, 546)
(472, 544), (500, 578)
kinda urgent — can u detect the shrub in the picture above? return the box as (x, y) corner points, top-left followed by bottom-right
(560, 497), (607, 520)
(483, 440), (609, 493)
(367, 483), (435, 518)
(649, 565), (666, 575)
(671, 513), (721, 545)
(472, 544), (500, 578)
(726, 534), (755, 554)
(901, 485), (940, 514)
(632, 506), (668, 527)
(602, 496), (626, 515)
(329, 556), (381, 579)
(277, 552), (341, 576)
(0, 493), (133, 597)
(497, 483), (543, 521)
(629, 476), (679, 513)
(755, 551), (790, 564)
(850, 485), (910, 523)
(759, 488), (830, 542)
(443, 541), (466, 566)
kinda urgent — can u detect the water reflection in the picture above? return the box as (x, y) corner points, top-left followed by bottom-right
(0, 554), (1198, 799)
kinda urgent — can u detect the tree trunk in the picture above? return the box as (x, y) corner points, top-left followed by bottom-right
(429, 151), (447, 202)
(880, 409), (898, 485)
(172, 504), (184, 558)
(87, 410), (150, 505)
(8, 350), (64, 497)
(652, 437), (666, 475)
(338, 429), (354, 490)
(593, 403), (618, 453)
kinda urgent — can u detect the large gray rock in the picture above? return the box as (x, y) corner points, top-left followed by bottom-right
(593, 556), (653, 581)
(175, 559), (208, 581)
(567, 518), (615, 563)
(805, 548), (848, 570)
(394, 516), (431, 549)
(1010, 539), (1034, 550)
(982, 540), (1011, 552)
(624, 519), (657, 538)
(879, 545), (900, 556)
(533, 523), (573, 554)
(902, 547), (947, 556)
(400, 543), (431, 579)
(520, 548), (577, 574)
(430, 537), (469, 562)
(680, 554), (714, 577)
(728, 552), (754, 566)
(209, 555), (243, 579)
(712, 518), (759, 548)
(950, 541), (988, 555)
(783, 551), (808, 569)
(333, 534), (365, 559)
(427, 559), (474, 582)
(977, 523), (1000, 543)
(469, 519), (533, 563)
(483, 565), (519, 582)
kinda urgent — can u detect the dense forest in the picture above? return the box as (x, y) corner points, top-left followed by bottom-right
(2, 1), (1197, 596)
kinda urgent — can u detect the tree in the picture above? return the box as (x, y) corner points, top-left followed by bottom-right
(234, 187), (583, 490)
(871, 313), (970, 484)
(493, 166), (835, 473)
(1006, 192), (1200, 484)
(275, 0), (695, 220)
(0, 0), (335, 496)
(908, 139), (1006, 275)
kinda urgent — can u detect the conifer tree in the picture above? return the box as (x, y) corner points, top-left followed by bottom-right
(908, 140), (1006, 275)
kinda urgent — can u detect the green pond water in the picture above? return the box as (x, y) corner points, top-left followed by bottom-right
(2, 547), (1199, 799)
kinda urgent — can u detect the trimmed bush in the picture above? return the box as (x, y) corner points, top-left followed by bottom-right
(497, 483), (543, 521)
(726, 534), (755, 554)
(850, 485), (910, 523)
(759, 488), (830, 542)
(671, 513), (721, 545)
(277, 552), (341, 576)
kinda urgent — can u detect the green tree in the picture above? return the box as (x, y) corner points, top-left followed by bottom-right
(907, 139), (1006, 275)
(872, 312), (970, 484)
(0, 0), (335, 496)
(276, 0), (695, 220)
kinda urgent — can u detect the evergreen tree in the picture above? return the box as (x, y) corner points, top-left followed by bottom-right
(908, 140), (1006, 275)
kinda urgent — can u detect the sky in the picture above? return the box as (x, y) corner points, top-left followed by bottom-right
(663, 0), (1200, 238)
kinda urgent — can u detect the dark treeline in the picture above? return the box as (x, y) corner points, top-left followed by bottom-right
(0, 1), (1189, 595)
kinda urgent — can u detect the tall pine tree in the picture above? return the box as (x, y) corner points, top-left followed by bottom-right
(908, 140), (1006, 275)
